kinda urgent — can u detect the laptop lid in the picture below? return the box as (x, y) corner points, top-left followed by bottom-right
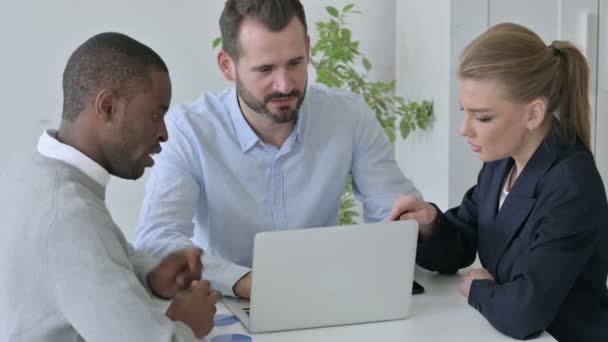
(236, 220), (418, 333)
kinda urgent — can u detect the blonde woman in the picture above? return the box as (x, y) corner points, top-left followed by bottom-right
(390, 23), (608, 341)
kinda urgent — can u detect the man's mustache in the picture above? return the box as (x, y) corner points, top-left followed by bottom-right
(264, 91), (301, 102)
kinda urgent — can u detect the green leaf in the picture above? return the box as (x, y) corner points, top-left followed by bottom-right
(343, 4), (355, 12)
(212, 37), (222, 49)
(341, 28), (351, 41)
(362, 58), (372, 71)
(400, 119), (411, 139)
(386, 129), (396, 143)
(343, 209), (358, 216)
(326, 6), (340, 18)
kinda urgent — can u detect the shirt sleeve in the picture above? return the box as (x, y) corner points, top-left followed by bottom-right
(47, 193), (200, 342)
(134, 115), (201, 259)
(134, 114), (249, 296)
(202, 255), (251, 296)
(349, 95), (422, 222)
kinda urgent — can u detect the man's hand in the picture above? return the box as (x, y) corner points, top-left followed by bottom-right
(388, 195), (438, 239)
(460, 268), (495, 299)
(233, 272), (252, 299)
(166, 280), (222, 339)
(147, 248), (203, 299)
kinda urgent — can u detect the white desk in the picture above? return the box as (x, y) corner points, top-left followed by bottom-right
(205, 266), (557, 341)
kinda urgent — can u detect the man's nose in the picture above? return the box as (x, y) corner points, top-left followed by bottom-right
(158, 120), (168, 143)
(272, 70), (294, 95)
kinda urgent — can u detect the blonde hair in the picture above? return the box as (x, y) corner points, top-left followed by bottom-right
(459, 22), (591, 149)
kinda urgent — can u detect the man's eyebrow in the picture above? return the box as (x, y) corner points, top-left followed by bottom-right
(252, 64), (273, 71)
(466, 107), (492, 113)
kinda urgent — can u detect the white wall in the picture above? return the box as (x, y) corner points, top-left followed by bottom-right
(395, 0), (452, 209)
(447, 0), (487, 207)
(0, 0), (397, 241)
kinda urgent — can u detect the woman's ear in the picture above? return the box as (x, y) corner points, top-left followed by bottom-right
(217, 50), (236, 82)
(525, 97), (547, 131)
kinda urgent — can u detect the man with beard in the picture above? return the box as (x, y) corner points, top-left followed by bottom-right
(135, 0), (420, 299)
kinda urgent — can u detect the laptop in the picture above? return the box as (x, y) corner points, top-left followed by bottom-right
(223, 220), (419, 333)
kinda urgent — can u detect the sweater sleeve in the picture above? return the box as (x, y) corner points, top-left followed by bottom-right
(127, 243), (161, 295)
(46, 188), (201, 342)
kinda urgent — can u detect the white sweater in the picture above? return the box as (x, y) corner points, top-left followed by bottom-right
(0, 152), (199, 342)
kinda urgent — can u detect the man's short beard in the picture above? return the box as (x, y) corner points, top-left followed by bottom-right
(236, 76), (306, 124)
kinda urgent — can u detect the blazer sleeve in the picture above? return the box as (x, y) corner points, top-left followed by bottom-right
(468, 153), (603, 340)
(415, 165), (485, 274)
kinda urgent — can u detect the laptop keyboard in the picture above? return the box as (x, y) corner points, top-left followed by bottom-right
(239, 281), (422, 318)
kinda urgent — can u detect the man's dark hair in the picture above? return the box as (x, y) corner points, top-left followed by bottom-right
(62, 32), (168, 120)
(219, 0), (307, 60)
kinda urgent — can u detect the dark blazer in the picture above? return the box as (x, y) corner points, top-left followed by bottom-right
(417, 132), (608, 341)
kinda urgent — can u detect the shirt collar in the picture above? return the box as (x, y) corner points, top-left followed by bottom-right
(228, 87), (260, 152)
(228, 86), (304, 152)
(37, 129), (110, 187)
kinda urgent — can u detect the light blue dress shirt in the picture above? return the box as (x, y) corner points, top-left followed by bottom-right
(135, 83), (420, 295)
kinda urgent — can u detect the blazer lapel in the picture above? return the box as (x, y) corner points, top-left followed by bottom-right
(489, 195), (536, 276)
(477, 158), (515, 272)
(486, 135), (563, 276)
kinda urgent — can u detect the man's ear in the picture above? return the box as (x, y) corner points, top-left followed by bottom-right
(525, 97), (547, 131)
(93, 89), (119, 122)
(305, 34), (311, 63)
(217, 49), (236, 82)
